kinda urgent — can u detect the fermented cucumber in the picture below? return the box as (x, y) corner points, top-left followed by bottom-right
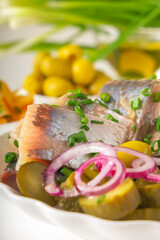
(79, 178), (141, 220)
(122, 208), (160, 221)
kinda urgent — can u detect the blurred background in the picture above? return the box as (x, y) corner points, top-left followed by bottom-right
(0, 0), (160, 123)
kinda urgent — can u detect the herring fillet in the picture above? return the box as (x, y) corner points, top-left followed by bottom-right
(100, 79), (160, 141)
(16, 104), (128, 170)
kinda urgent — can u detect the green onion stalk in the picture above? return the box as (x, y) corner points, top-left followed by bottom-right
(0, 0), (160, 61)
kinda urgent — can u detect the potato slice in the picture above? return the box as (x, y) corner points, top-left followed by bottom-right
(0, 80), (13, 110)
(79, 178), (141, 220)
(122, 208), (160, 221)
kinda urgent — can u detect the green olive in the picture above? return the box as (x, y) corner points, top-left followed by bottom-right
(17, 162), (56, 207)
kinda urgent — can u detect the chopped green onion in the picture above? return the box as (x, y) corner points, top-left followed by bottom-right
(66, 89), (87, 99)
(5, 152), (17, 163)
(153, 92), (160, 102)
(68, 131), (88, 147)
(51, 104), (59, 107)
(90, 152), (98, 157)
(80, 99), (93, 105)
(100, 93), (110, 102)
(151, 140), (160, 152)
(4, 115), (12, 119)
(141, 88), (152, 96)
(91, 120), (104, 124)
(8, 134), (11, 139)
(154, 117), (160, 132)
(57, 175), (68, 185)
(131, 97), (141, 110)
(61, 166), (73, 177)
(143, 138), (151, 145)
(74, 106), (85, 117)
(14, 140), (19, 148)
(80, 125), (90, 131)
(14, 106), (22, 114)
(112, 109), (121, 115)
(97, 194), (106, 204)
(132, 125), (137, 131)
(149, 73), (157, 79)
(0, 105), (3, 113)
(94, 99), (108, 109)
(105, 114), (118, 123)
(66, 99), (79, 107)
(80, 117), (88, 125)
(145, 134), (152, 140)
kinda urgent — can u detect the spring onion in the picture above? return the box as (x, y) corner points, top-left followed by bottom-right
(80, 99), (93, 105)
(100, 93), (110, 103)
(80, 117), (89, 125)
(80, 125), (90, 131)
(74, 106), (85, 117)
(112, 109), (121, 115)
(5, 152), (17, 163)
(51, 104), (59, 107)
(149, 73), (157, 79)
(131, 97), (141, 110)
(97, 194), (106, 204)
(143, 138), (151, 145)
(141, 88), (152, 96)
(132, 125), (137, 131)
(68, 131), (88, 147)
(66, 99), (79, 107)
(14, 139), (19, 148)
(105, 114), (118, 123)
(14, 106), (22, 114)
(60, 166), (73, 177)
(153, 92), (160, 102)
(91, 120), (104, 124)
(151, 140), (160, 152)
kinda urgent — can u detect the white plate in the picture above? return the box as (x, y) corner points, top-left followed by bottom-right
(0, 131), (160, 240)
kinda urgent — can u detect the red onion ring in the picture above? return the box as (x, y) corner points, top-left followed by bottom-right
(44, 142), (116, 197)
(131, 158), (160, 183)
(114, 146), (156, 178)
(74, 155), (126, 196)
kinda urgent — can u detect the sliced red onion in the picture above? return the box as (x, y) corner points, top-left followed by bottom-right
(153, 157), (160, 166)
(114, 146), (156, 178)
(74, 155), (126, 196)
(44, 142), (116, 197)
(131, 158), (160, 183)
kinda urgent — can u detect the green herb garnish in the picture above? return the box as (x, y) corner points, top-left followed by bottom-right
(67, 89), (87, 99)
(105, 114), (118, 123)
(57, 175), (68, 185)
(94, 99), (108, 109)
(112, 109), (121, 115)
(141, 88), (152, 96)
(143, 138), (151, 145)
(61, 166), (73, 177)
(131, 97), (141, 110)
(153, 92), (160, 102)
(149, 73), (157, 79)
(14, 140), (19, 148)
(66, 99), (79, 107)
(80, 117), (89, 125)
(8, 134), (11, 139)
(100, 93), (110, 103)
(91, 120), (104, 124)
(132, 125), (137, 131)
(154, 117), (160, 132)
(97, 194), (106, 204)
(74, 106), (85, 117)
(68, 131), (88, 147)
(80, 99), (93, 105)
(5, 152), (17, 163)
(51, 104), (59, 107)
(151, 140), (160, 152)
(80, 125), (90, 131)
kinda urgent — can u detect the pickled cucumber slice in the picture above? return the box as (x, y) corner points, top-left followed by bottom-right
(138, 184), (160, 208)
(17, 162), (57, 207)
(79, 178), (141, 220)
(122, 208), (160, 221)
